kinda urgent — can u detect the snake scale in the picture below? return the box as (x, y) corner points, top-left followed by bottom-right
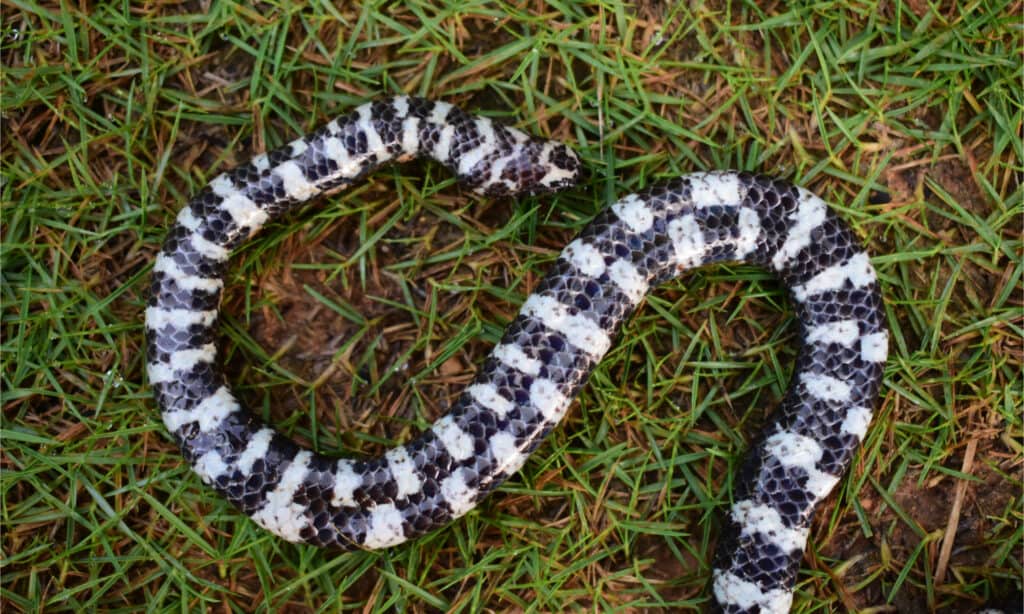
(146, 97), (888, 613)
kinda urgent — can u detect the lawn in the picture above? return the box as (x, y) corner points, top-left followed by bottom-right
(2, 2), (1021, 612)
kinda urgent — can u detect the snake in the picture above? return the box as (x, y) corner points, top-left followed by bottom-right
(145, 97), (888, 613)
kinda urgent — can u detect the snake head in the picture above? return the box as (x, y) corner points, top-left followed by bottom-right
(464, 135), (584, 198)
(531, 141), (584, 195)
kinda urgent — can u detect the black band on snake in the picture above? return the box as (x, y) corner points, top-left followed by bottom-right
(145, 97), (887, 613)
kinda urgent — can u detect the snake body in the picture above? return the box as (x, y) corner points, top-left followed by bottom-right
(146, 97), (887, 613)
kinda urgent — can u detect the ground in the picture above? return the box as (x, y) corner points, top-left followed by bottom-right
(2, 2), (1021, 613)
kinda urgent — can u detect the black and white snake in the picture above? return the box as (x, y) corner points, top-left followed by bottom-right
(146, 97), (888, 613)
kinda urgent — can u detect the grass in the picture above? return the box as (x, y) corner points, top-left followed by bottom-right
(2, 1), (1021, 612)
